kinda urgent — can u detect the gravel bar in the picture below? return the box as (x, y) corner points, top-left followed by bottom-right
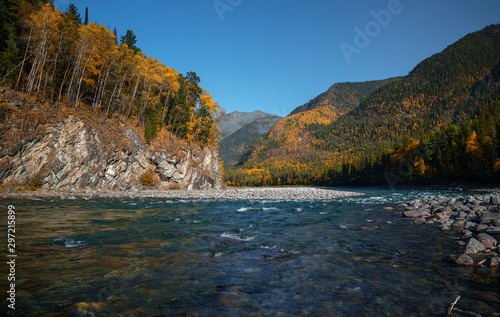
(1, 187), (364, 201)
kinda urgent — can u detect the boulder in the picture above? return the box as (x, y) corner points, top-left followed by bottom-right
(472, 205), (486, 212)
(456, 254), (474, 266)
(465, 238), (485, 254)
(485, 227), (500, 236)
(461, 230), (473, 240)
(403, 209), (430, 218)
(480, 212), (500, 223)
(476, 224), (489, 233)
(490, 257), (500, 267)
(490, 195), (500, 206)
(435, 212), (449, 220)
(452, 220), (466, 227)
(477, 233), (497, 249)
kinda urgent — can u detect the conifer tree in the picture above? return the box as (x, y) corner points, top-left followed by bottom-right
(65, 4), (81, 25)
(113, 27), (118, 45)
(84, 7), (88, 25)
(120, 29), (140, 54)
(0, 0), (20, 53)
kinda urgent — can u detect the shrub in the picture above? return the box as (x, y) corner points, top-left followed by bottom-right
(138, 167), (160, 188)
(169, 182), (181, 190)
(26, 172), (43, 190)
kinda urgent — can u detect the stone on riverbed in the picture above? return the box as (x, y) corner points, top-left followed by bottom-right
(465, 238), (485, 254)
(490, 195), (500, 206)
(485, 227), (500, 236)
(480, 212), (500, 223)
(477, 233), (497, 249)
(219, 292), (253, 309)
(452, 220), (466, 227)
(450, 307), (482, 317)
(489, 257), (500, 267)
(403, 209), (430, 218)
(476, 224), (489, 233)
(461, 230), (473, 239)
(435, 212), (449, 220)
(397, 193), (500, 269)
(455, 254), (474, 266)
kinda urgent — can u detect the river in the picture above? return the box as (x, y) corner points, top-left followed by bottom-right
(1, 188), (499, 316)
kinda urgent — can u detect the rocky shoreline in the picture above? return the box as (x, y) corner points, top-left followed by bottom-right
(0, 187), (364, 201)
(397, 194), (500, 267)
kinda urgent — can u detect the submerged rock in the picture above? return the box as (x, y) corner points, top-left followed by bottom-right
(450, 308), (482, 317)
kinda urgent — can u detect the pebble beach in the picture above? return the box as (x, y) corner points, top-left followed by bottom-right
(1, 187), (364, 201)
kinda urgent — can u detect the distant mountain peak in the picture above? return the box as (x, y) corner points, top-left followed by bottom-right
(219, 110), (281, 140)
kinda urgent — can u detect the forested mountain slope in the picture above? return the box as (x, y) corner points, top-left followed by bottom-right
(289, 78), (400, 117)
(0, 2), (223, 190)
(228, 24), (500, 186)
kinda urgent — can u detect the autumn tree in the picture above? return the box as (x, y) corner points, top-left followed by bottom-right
(1, 1), (220, 149)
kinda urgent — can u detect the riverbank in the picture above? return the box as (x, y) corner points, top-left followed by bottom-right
(0, 187), (364, 201)
(397, 193), (500, 267)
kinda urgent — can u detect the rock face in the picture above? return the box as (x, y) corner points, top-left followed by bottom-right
(0, 116), (222, 190)
(218, 110), (280, 140)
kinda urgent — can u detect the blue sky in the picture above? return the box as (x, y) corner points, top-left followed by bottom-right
(54, 0), (500, 116)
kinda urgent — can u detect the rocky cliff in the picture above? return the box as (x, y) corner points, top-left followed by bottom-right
(0, 88), (222, 191)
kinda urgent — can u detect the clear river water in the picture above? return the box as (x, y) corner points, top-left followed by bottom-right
(1, 188), (499, 316)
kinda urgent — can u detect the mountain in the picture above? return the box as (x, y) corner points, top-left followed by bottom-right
(241, 78), (401, 168)
(227, 24), (500, 186)
(218, 110), (277, 139)
(289, 78), (401, 117)
(219, 115), (282, 168)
